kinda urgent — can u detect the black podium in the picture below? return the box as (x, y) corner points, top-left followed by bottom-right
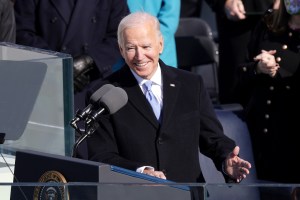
(11, 150), (191, 200)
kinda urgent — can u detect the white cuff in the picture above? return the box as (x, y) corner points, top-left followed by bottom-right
(136, 166), (155, 173)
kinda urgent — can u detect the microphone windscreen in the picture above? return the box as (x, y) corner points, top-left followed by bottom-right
(100, 87), (128, 114)
(89, 84), (115, 104)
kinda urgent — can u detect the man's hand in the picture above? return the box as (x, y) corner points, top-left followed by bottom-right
(143, 168), (167, 180)
(224, 146), (251, 183)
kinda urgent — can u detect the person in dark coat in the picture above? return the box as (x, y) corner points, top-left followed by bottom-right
(234, 0), (300, 183)
(14, 0), (129, 112)
(85, 12), (251, 198)
(204, 0), (274, 104)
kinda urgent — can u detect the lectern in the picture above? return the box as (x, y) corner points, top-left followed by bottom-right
(11, 150), (192, 200)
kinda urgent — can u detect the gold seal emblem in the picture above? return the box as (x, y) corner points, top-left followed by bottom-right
(33, 170), (69, 200)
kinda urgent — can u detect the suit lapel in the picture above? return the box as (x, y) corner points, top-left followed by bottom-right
(116, 62), (181, 129)
(118, 67), (160, 128)
(120, 63), (181, 129)
(160, 63), (181, 128)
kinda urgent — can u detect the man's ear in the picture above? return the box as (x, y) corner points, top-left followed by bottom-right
(159, 36), (164, 54)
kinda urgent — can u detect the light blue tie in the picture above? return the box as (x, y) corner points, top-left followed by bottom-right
(143, 81), (161, 120)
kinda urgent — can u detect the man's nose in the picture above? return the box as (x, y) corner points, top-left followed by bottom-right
(135, 48), (144, 59)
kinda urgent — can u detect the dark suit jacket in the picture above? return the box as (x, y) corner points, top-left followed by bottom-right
(14, 0), (129, 76)
(86, 60), (235, 183)
(14, 0), (129, 111)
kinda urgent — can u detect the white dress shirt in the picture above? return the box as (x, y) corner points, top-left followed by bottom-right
(130, 64), (163, 173)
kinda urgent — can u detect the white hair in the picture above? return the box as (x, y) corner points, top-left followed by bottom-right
(117, 12), (162, 47)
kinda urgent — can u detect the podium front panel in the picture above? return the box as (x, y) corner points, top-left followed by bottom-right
(11, 150), (192, 200)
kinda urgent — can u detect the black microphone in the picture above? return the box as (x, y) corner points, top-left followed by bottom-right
(72, 86), (128, 158)
(85, 86), (128, 124)
(70, 84), (115, 130)
(76, 84), (115, 119)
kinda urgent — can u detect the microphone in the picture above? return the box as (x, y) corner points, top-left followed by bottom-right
(85, 86), (128, 124)
(70, 84), (115, 131)
(72, 86), (128, 157)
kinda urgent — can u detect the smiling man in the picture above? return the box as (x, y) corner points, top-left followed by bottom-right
(85, 12), (251, 198)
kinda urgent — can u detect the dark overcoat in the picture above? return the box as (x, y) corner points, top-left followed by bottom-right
(87, 60), (236, 183)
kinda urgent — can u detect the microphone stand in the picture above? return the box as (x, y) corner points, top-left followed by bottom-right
(71, 108), (104, 158)
(71, 129), (85, 158)
(0, 132), (5, 144)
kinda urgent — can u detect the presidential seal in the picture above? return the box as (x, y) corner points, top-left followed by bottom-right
(33, 170), (69, 200)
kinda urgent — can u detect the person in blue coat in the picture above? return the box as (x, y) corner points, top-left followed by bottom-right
(126, 0), (180, 68)
(14, 0), (129, 112)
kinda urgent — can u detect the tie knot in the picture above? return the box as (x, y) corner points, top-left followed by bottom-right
(143, 81), (152, 91)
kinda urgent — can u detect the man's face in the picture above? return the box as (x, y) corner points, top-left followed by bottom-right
(284, 0), (300, 15)
(119, 22), (163, 80)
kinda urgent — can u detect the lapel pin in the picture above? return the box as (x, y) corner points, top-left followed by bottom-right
(170, 83), (175, 87)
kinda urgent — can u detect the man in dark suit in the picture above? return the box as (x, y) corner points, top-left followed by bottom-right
(86, 12), (251, 188)
(14, 0), (129, 111)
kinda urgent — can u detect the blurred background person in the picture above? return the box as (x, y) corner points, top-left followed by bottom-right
(180, 0), (203, 17)
(14, 0), (129, 112)
(0, 0), (15, 42)
(204, 0), (274, 104)
(234, 0), (300, 183)
(126, 0), (180, 68)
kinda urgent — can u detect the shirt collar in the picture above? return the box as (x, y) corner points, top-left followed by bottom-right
(130, 63), (162, 87)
